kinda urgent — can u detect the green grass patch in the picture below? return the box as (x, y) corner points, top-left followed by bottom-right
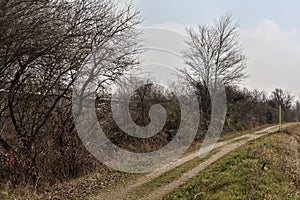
(182, 125), (272, 158)
(164, 132), (299, 200)
(0, 194), (11, 200)
(127, 149), (220, 199)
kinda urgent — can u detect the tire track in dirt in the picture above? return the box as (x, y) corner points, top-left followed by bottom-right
(90, 125), (284, 200)
(144, 133), (268, 199)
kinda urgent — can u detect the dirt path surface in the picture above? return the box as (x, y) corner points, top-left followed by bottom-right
(90, 125), (285, 200)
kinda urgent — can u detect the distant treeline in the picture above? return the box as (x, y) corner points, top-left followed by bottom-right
(98, 82), (299, 153)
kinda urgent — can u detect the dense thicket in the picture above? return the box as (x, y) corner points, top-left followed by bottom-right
(98, 82), (298, 150)
(0, 0), (140, 189)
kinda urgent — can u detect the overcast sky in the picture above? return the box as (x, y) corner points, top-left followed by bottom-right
(118, 0), (300, 97)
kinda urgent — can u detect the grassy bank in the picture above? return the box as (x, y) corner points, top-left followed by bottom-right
(164, 126), (300, 200)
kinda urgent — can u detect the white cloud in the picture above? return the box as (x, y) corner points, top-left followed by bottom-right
(137, 23), (188, 85)
(148, 22), (187, 35)
(242, 19), (300, 95)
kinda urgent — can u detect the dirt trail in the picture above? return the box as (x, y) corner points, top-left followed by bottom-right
(145, 133), (267, 199)
(90, 125), (284, 200)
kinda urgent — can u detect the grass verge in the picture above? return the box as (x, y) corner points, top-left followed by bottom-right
(164, 126), (300, 200)
(125, 149), (220, 199)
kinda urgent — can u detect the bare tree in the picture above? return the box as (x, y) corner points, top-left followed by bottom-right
(181, 13), (247, 89)
(271, 88), (294, 110)
(0, 0), (141, 186)
(179, 13), (246, 130)
(294, 100), (300, 121)
(269, 88), (295, 122)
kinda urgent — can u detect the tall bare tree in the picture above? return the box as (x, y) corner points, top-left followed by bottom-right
(0, 0), (141, 186)
(270, 88), (295, 122)
(180, 13), (246, 130)
(182, 13), (247, 89)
